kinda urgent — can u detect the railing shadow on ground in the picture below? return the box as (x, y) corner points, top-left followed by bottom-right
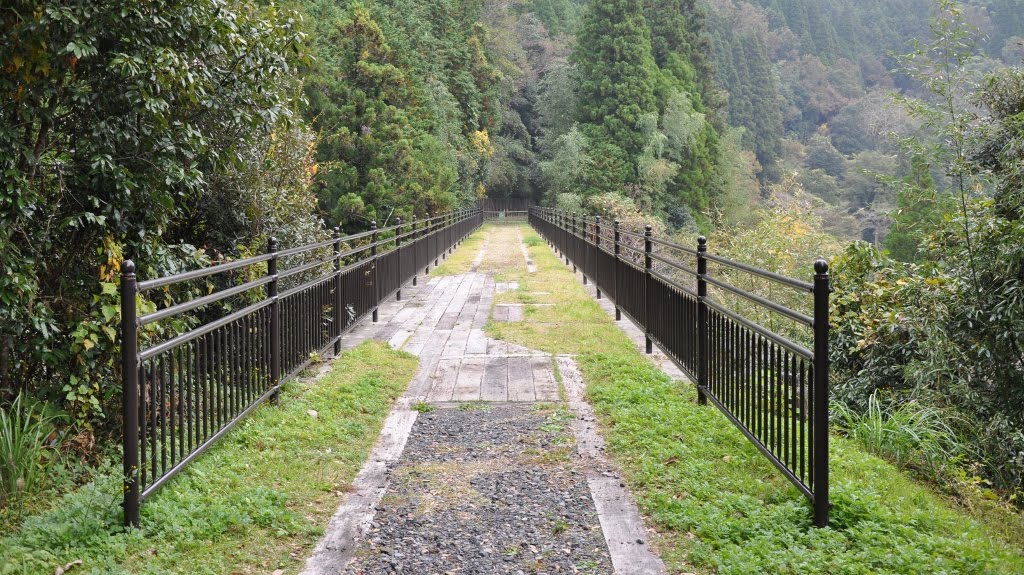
(528, 206), (832, 527)
(120, 209), (482, 526)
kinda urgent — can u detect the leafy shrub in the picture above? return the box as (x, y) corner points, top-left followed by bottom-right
(0, 396), (58, 507)
(830, 237), (1024, 500)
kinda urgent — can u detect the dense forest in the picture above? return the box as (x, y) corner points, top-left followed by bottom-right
(2, 0), (1023, 528)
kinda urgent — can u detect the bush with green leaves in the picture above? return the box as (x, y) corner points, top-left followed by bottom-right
(1, 0), (312, 432)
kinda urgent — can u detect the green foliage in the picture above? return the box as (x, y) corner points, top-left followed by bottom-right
(561, 0), (726, 221)
(833, 392), (965, 478)
(831, 225), (1024, 498)
(711, 196), (844, 342)
(885, 153), (949, 261)
(1, 0), (310, 431)
(572, 0), (659, 162)
(707, 12), (784, 176)
(824, 4), (1024, 498)
(300, 0), (500, 228)
(522, 0), (585, 36)
(0, 396), (58, 509)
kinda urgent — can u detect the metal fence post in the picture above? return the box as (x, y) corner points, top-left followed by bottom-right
(613, 220), (621, 321)
(334, 228), (343, 356)
(371, 221), (379, 323)
(813, 259), (831, 528)
(567, 211), (572, 266)
(572, 213), (578, 273)
(268, 238), (281, 404)
(395, 217), (403, 301)
(425, 214), (431, 275)
(581, 215), (588, 286)
(594, 216), (601, 298)
(433, 214), (440, 267)
(412, 215), (418, 287)
(644, 225), (653, 355)
(121, 260), (140, 528)
(697, 236), (708, 405)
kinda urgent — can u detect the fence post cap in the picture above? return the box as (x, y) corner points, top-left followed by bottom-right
(815, 259), (830, 275)
(644, 224), (653, 235)
(396, 216), (402, 225)
(268, 237), (278, 251)
(333, 227), (341, 238)
(371, 220), (377, 229)
(697, 235), (707, 246)
(122, 259), (136, 276)
(613, 219), (620, 227)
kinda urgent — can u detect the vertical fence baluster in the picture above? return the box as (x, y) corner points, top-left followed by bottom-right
(121, 261), (140, 527)
(177, 346), (185, 462)
(432, 214), (439, 268)
(158, 354), (167, 479)
(411, 216), (418, 287)
(204, 332), (211, 441)
(268, 238), (281, 404)
(696, 237), (708, 404)
(643, 225), (653, 355)
(594, 217), (602, 298)
(334, 227), (343, 356)
(813, 260), (831, 527)
(613, 220), (621, 321)
(395, 217), (403, 301)
(186, 341), (194, 454)
(371, 221), (379, 323)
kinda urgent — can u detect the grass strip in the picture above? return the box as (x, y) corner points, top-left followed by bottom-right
(486, 224), (1024, 574)
(428, 227), (486, 276)
(0, 341), (418, 575)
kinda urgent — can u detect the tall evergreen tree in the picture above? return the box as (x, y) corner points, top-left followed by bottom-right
(643, 0), (713, 102)
(572, 0), (659, 165)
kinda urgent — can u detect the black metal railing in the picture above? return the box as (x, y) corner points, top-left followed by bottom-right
(528, 207), (832, 527)
(120, 208), (483, 526)
(483, 210), (528, 222)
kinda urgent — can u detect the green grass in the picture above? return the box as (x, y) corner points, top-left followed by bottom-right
(0, 341), (418, 575)
(485, 224), (1024, 574)
(428, 229), (485, 276)
(0, 395), (59, 511)
(833, 392), (963, 477)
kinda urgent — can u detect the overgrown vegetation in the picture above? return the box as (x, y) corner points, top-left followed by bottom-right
(0, 341), (417, 575)
(1, 0), (504, 457)
(0, 396), (58, 510)
(485, 224), (1024, 573)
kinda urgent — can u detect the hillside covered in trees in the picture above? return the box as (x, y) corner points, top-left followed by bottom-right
(706, 0), (1024, 245)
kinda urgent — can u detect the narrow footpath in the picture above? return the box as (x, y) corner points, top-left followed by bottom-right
(301, 224), (671, 575)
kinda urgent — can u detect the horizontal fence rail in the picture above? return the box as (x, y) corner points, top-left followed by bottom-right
(483, 210), (528, 222)
(121, 208), (483, 526)
(528, 207), (832, 527)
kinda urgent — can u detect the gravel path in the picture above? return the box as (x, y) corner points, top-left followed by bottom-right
(345, 405), (613, 574)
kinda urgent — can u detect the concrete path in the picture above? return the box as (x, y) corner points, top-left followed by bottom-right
(302, 225), (666, 575)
